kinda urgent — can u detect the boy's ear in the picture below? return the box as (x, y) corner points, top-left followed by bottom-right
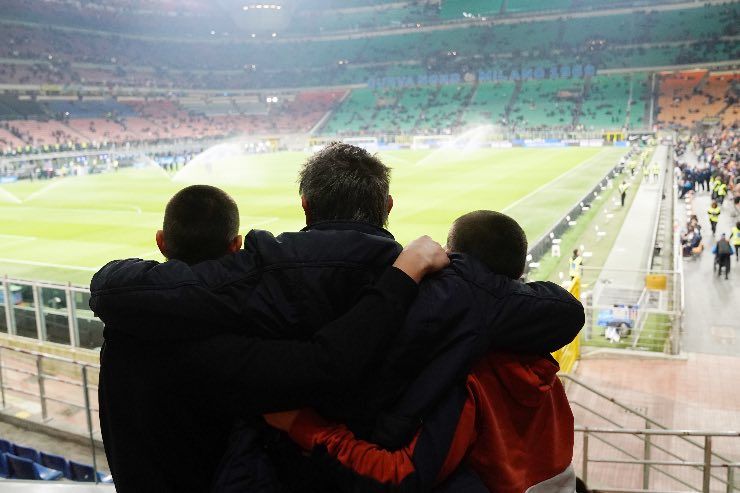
(228, 235), (243, 253)
(387, 195), (394, 215)
(155, 230), (168, 259)
(301, 195), (311, 225)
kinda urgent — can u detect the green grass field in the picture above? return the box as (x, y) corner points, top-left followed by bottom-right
(0, 147), (624, 286)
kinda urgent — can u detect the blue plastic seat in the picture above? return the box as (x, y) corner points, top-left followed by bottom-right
(14, 444), (41, 463)
(7, 453), (63, 481)
(68, 460), (113, 483)
(0, 452), (10, 478)
(0, 439), (14, 454)
(40, 451), (71, 479)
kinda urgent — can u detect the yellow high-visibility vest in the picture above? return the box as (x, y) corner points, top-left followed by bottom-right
(732, 227), (740, 246)
(708, 207), (721, 222)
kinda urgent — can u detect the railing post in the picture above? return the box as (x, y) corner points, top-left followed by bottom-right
(36, 354), (47, 421)
(32, 282), (47, 342)
(0, 348), (5, 409)
(728, 466), (735, 493)
(65, 284), (79, 348)
(643, 420), (651, 489)
(3, 276), (16, 336)
(81, 366), (99, 484)
(703, 435), (712, 493)
(582, 430), (589, 485)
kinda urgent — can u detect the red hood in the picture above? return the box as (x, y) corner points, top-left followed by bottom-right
(484, 352), (560, 407)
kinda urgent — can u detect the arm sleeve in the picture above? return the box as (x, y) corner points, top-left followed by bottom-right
(281, 382), (477, 493)
(171, 266), (418, 414)
(483, 280), (586, 354)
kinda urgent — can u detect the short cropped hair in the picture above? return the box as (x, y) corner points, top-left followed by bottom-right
(163, 185), (240, 265)
(447, 210), (528, 279)
(298, 142), (391, 227)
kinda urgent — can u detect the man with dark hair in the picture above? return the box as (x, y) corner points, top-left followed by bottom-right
(92, 143), (583, 492)
(447, 210), (527, 279)
(299, 142), (392, 226)
(157, 185), (243, 264)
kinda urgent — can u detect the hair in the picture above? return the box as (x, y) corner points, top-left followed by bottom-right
(162, 185), (240, 265)
(298, 142), (391, 227)
(447, 210), (528, 279)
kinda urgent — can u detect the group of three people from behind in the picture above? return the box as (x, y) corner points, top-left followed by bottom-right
(90, 143), (586, 493)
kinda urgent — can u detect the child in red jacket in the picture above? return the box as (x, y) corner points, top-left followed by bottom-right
(266, 211), (577, 492)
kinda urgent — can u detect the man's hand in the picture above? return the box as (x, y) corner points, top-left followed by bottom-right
(393, 235), (449, 284)
(264, 410), (301, 432)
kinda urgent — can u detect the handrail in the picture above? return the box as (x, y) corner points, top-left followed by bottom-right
(575, 427), (740, 437)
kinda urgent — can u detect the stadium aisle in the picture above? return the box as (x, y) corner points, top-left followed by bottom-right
(680, 173), (738, 356)
(596, 145), (668, 290)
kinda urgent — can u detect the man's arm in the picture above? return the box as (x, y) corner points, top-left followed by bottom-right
(264, 380), (477, 493)
(165, 237), (450, 414)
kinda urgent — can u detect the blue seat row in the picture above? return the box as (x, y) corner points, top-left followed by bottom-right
(0, 438), (112, 483)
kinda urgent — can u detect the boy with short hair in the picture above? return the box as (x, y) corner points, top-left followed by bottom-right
(267, 210), (577, 492)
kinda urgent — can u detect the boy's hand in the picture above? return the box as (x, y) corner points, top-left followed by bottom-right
(264, 410), (301, 432)
(393, 235), (449, 284)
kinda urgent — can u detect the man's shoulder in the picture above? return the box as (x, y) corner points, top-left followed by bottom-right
(250, 227), (401, 267)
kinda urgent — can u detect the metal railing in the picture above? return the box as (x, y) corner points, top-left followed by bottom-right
(579, 265), (682, 354)
(0, 345), (104, 481)
(1, 276), (103, 350)
(578, 427), (740, 493)
(563, 374), (738, 492)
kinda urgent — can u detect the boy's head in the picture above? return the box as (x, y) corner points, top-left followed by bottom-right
(156, 185), (242, 265)
(447, 210), (527, 279)
(298, 142), (392, 227)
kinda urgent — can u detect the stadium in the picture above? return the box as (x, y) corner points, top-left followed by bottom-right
(0, 0), (738, 491)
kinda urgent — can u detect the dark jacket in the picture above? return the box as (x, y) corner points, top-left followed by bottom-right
(93, 262), (418, 493)
(91, 221), (584, 492)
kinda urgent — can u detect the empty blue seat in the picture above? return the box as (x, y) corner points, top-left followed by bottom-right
(40, 451), (71, 479)
(6, 453), (63, 481)
(0, 439), (14, 454)
(69, 460), (113, 483)
(0, 452), (10, 478)
(14, 444), (40, 463)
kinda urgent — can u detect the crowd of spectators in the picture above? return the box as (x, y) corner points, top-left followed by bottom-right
(676, 127), (738, 261)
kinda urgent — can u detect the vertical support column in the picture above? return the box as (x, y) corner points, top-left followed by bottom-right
(727, 466), (735, 493)
(66, 284), (79, 348)
(32, 282), (47, 342)
(0, 348), (5, 409)
(703, 436), (713, 493)
(582, 431), (589, 485)
(3, 276), (15, 336)
(36, 354), (47, 421)
(82, 366), (99, 484)
(643, 421), (651, 489)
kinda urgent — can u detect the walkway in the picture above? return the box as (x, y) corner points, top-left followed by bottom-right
(593, 145), (669, 305)
(679, 153), (739, 356)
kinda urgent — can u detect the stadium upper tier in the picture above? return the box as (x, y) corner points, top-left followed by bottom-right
(0, 69), (735, 154)
(0, 3), (737, 90)
(0, 0), (696, 37)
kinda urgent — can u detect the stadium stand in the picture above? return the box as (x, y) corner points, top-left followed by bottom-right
(509, 79), (582, 129)
(462, 81), (516, 127)
(578, 75), (632, 130)
(0, 437), (111, 482)
(656, 70), (739, 127)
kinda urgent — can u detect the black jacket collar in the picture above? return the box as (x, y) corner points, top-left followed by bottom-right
(302, 220), (395, 240)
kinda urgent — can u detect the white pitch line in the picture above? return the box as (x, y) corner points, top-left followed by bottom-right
(503, 149), (619, 213)
(0, 234), (37, 240)
(0, 258), (98, 272)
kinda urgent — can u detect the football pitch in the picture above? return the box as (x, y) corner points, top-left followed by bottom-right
(0, 146), (624, 286)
